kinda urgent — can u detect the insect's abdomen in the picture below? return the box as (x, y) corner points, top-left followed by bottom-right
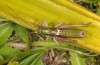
(59, 29), (84, 38)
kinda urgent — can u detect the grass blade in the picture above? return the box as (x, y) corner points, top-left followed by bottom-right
(70, 51), (86, 65)
(0, 23), (13, 45)
(14, 24), (29, 44)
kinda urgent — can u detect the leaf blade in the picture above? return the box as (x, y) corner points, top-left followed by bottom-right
(0, 23), (13, 45)
(14, 24), (29, 44)
(70, 51), (86, 65)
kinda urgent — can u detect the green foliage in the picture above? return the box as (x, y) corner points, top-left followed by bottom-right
(19, 53), (42, 65)
(0, 55), (4, 61)
(70, 51), (86, 65)
(14, 24), (29, 43)
(8, 58), (19, 65)
(35, 59), (44, 65)
(8, 62), (19, 65)
(0, 22), (13, 45)
(16, 47), (46, 65)
(0, 46), (21, 65)
(0, 45), (21, 59)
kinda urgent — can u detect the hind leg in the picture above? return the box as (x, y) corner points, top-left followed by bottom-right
(54, 22), (91, 28)
(53, 36), (77, 44)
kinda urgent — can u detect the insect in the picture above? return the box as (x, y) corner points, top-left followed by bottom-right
(36, 21), (91, 43)
(7, 5), (91, 44)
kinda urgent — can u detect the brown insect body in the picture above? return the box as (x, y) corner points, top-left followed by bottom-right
(38, 28), (84, 38)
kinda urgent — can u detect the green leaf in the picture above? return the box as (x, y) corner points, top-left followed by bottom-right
(35, 59), (44, 65)
(0, 23), (13, 45)
(0, 45), (21, 59)
(0, 55), (4, 61)
(30, 53), (43, 65)
(97, 8), (100, 15)
(17, 47), (46, 61)
(8, 61), (19, 65)
(70, 51), (86, 65)
(0, 17), (7, 22)
(0, 19), (7, 22)
(14, 24), (29, 43)
(19, 53), (41, 65)
(18, 47), (46, 65)
(7, 57), (19, 65)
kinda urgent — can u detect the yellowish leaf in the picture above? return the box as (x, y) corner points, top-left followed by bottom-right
(0, 0), (100, 53)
